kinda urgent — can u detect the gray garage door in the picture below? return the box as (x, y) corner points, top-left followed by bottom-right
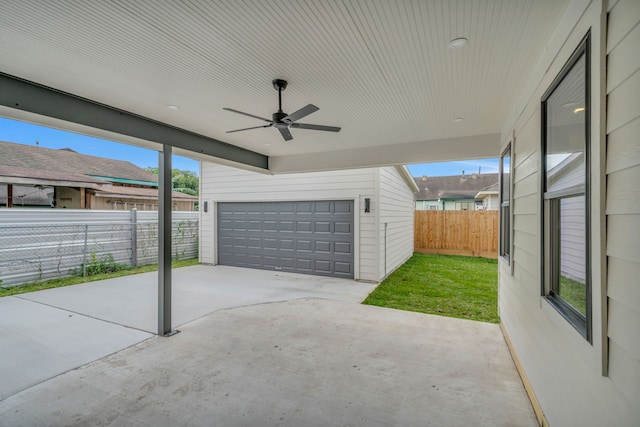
(217, 200), (354, 278)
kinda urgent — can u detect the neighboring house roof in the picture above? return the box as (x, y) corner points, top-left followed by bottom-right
(413, 173), (499, 200)
(0, 141), (197, 204)
(0, 164), (108, 187)
(0, 140), (158, 183)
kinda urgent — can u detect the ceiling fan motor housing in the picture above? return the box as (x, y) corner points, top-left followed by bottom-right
(273, 111), (289, 127)
(272, 79), (288, 91)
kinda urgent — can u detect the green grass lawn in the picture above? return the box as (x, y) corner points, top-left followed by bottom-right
(363, 253), (499, 323)
(559, 275), (587, 316)
(0, 258), (199, 297)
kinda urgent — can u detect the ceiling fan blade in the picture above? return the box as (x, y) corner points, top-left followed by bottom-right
(226, 124), (272, 133)
(278, 127), (293, 141)
(223, 108), (271, 123)
(282, 104), (319, 123)
(290, 123), (341, 132)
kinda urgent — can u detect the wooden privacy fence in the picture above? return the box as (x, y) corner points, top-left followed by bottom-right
(414, 210), (499, 258)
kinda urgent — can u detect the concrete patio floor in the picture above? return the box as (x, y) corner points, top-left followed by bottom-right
(0, 266), (538, 426)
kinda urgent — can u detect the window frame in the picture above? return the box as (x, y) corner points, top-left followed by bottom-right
(499, 143), (512, 264)
(540, 32), (591, 341)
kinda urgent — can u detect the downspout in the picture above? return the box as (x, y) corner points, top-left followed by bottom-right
(384, 222), (388, 277)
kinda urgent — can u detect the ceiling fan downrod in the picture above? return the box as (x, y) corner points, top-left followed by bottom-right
(273, 79), (287, 113)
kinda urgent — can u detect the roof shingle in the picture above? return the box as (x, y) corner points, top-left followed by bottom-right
(413, 173), (499, 200)
(0, 140), (158, 183)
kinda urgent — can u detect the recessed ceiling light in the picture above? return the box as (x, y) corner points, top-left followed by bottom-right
(453, 117), (464, 122)
(448, 38), (468, 48)
(166, 105), (179, 110)
(573, 107), (585, 113)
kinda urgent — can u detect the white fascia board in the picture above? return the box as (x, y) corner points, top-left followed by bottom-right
(395, 165), (420, 193)
(475, 190), (499, 199)
(0, 176), (105, 188)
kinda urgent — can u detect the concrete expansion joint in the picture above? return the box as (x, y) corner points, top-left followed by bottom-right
(13, 295), (153, 335)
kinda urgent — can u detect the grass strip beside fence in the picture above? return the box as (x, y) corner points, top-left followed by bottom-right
(0, 258), (199, 297)
(363, 253), (499, 323)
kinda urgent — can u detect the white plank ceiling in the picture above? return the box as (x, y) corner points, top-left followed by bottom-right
(0, 0), (570, 171)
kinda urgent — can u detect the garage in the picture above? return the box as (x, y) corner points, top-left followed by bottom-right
(217, 200), (354, 278)
(202, 163), (418, 282)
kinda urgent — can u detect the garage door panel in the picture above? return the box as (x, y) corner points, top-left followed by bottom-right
(315, 241), (331, 253)
(335, 261), (352, 275)
(278, 202), (295, 214)
(315, 260), (332, 273)
(335, 222), (351, 234)
(297, 240), (312, 251)
(280, 257), (295, 268)
(296, 221), (312, 232)
(248, 237), (261, 249)
(217, 201), (354, 278)
(279, 221), (294, 232)
(334, 201), (352, 213)
(279, 239), (294, 251)
(296, 258), (312, 270)
(315, 222), (331, 233)
(314, 201), (332, 214)
(263, 238), (277, 250)
(296, 201), (313, 213)
(335, 242), (352, 255)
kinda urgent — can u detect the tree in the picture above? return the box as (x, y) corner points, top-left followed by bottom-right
(145, 167), (199, 196)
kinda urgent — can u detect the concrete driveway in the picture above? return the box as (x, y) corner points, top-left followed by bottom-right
(0, 266), (537, 426)
(0, 265), (376, 401)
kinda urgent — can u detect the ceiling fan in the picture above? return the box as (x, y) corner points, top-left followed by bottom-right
(223, 79), (341, 141)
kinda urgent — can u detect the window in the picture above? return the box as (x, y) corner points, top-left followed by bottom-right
(455, 201), (474, 211)
(541, 33), (590, 340)
(499, 144), (511, 262)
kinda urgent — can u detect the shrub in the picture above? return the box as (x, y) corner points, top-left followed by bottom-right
(74, 253), (130, 277)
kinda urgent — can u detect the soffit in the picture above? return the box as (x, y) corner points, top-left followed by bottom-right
(0, 0), (569, 166)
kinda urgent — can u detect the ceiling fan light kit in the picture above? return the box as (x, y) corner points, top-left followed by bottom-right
(224, 79), (341, 141)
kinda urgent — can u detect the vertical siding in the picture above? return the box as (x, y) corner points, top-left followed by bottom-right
(377, 166), (415, 279)
(605, 0), (640, 420)
(499, 0), (639, 425)
(200, 162), (379, 281)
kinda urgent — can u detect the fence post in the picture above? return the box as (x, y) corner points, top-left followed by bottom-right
(82, 224), (88, 277)
(131, 208), (138, 267)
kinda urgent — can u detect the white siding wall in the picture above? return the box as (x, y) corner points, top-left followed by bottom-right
(486, 194), (499, 210)
(415, 200), (439, 210)
(199, 162), (380, 282)
(499, 0), (638, 425)
(605, 0), (640, 421)
(377, 167), (415, 280)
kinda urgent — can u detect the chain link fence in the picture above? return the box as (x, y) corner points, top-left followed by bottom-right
(0, 210), (198, 287)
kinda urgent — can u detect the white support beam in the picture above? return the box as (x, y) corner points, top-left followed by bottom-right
(268, 134), (501, 174)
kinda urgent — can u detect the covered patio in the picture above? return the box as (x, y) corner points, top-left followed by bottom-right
(2, 1), (638, 425)
(0, 266), (536, 426)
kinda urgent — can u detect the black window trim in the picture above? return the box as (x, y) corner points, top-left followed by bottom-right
(540, 31), (592, 342)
